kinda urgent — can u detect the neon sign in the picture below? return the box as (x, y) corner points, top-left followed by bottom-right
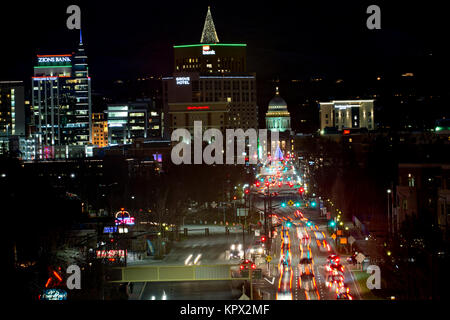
(40, 289), (67, 300)
(96, 250), (127, 259)
(187, 106), (210, 110)
(176, 77), (190, 85)
(103, 226), (118, 233)
(114, 209), (135, 226)
(115, 217), (135, 225)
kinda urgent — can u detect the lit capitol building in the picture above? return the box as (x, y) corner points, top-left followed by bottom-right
(265, 87), (291, 133)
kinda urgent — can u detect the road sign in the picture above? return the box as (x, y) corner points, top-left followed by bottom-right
(287, 200), (294, 206)
(255, 229), (260, 237)
(356, 253), (366, 264)
(265, 255), (272, 263)
(337, 230), (343, 236)
(264, 276), (275, 285)
(348, 236), (356, 245)
(331, 233), (336, 240)
(237, 208), (249, 217)
(339, 237), (347, 244)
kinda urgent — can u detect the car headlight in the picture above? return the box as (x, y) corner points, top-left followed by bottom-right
(231, 245), (235, 250)
(258, 248), (263, 254)
(250, 249), (254, 253)
(238, 244), (242, 250)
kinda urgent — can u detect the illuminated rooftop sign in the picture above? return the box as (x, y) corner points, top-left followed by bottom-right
(36, 54), (72, 67)
(187, 106), (210, 110)
(38, 56), (71, 63)
(202, 45), (215, 55)
(176, 76), (190, 85)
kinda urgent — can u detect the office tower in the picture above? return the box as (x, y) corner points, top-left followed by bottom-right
(163, 7), (258, 137)
(106, 102), (149, 145)
(71, 32), (92, 145)
(32, 33), (92, 158)
(0, 81), (25, 137)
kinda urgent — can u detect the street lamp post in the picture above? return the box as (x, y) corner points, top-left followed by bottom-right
(387, 189), (392, 238)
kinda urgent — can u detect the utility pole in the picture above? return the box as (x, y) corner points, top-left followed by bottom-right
(243, 193), (246, 260)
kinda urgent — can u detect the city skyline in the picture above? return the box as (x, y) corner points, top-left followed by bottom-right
(1, 0), (449, 305)
(0, 2), (445, 84)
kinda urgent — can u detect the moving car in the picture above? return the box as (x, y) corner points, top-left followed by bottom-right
(326, 274), (344, 291)
(326, 263), (345, 275)
(240, 259), (256, 271)
(298, 257), (314, 275)
(229, 243), (244, 260)
(299, 273), (316, 291)
(247, 245), (264, 258)
(336, 292), (353, 300)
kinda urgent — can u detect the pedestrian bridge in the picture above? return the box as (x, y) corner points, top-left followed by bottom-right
(107, 264), (255, 283)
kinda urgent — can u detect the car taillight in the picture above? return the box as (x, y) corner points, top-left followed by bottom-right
(240, 265), (244, 270)
(251, 264), (256, 269)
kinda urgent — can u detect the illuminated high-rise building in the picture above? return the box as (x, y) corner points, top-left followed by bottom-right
(71, 31), (92, 146)
(31, 31), (92, 159)
(0, 81), (25, 137)
(163, 6), (258, 137)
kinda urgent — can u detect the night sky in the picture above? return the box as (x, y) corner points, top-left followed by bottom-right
(0, 1), (447, 90)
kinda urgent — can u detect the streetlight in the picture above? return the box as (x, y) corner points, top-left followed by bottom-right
(387, 189), (392, 237)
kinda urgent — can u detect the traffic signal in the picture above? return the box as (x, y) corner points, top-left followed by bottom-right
(244, 188), (250, 195)
(281, 202), (287, 208)
(260, 235), (266, 243)
(255, 181), (260, 187)
(295, 202), (300, 207)
(286, 222), (292, 228)
(311, 201), (317, 208)
(299, 187), (304, 194)
(330, 220), (336, 227)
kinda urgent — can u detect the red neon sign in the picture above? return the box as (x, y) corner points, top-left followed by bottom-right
(96, 250), (127, 259)
(343, 129), (351, 135)
(37, 54), (72, 57)
(187, 106), (210, 110)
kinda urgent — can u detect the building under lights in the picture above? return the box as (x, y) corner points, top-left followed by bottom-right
(106, 102), (149, 145)
(91, 113), (108, 148)
(319, 100), (375, 133)
(263, 87), (293, 157)
(31, 32), (92, 159)
(0, 81), (26, 156)
(163, 6), (258, 137)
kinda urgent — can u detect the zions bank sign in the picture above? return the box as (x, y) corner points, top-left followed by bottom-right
(37, 55), (72, 65)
